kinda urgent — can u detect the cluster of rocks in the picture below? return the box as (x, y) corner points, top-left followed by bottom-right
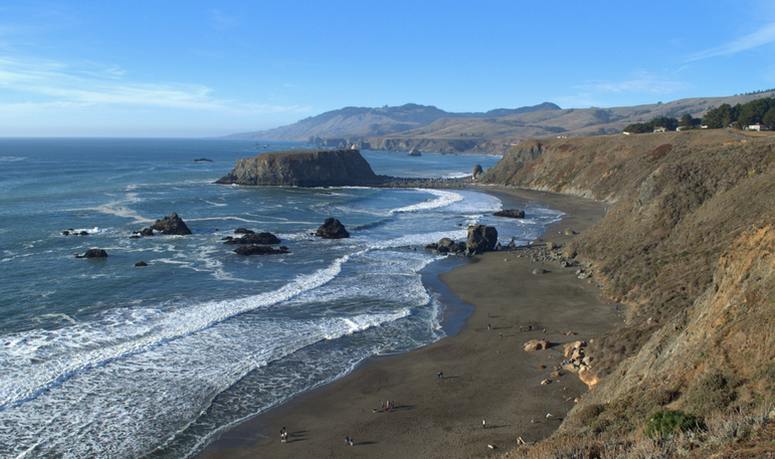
(425, 237), (466, 254)
(131, 213), (192, 238)
(561, 340), (598, 388)
(76, 213), (355, 262)
(222, 227), (289, 256)
(510, 239), (593, 280)
(425, 224), (499, 256)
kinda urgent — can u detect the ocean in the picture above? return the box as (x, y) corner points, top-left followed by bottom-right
(0, 138), (562, 458)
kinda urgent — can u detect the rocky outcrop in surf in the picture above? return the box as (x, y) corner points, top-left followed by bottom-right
(133, 213), (192, 237)
(316, 218), (350, 239)
(76, 248), (108, 259)
(234, 245), (290, 256)
(494, 209), (525, 218)
(224, 232), (281, 245)
(465, 224), (498, 255)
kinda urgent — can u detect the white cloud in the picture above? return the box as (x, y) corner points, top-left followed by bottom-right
(688, 22), (775, 61)
(577, 74), (687, 95)
(0, 55), (310, 115)
(554, 73), (688, 108)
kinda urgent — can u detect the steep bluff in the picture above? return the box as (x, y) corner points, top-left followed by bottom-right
(484, 130), (775, 456)
(216, 149), (383, 187)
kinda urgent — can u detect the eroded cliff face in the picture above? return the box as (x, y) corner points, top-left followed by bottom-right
(484, 130), (775, 453)
(216, 149), (382, 187)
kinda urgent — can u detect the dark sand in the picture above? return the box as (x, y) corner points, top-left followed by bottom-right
(198, 187), (617, 459)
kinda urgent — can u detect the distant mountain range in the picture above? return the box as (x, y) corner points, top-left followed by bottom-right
(230, 91), (775, 153)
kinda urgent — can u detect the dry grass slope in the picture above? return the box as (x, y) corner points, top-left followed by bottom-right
(483, 129), (775, 457)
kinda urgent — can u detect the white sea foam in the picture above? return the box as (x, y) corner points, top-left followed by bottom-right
(390, 189), (464, 214)
(443, 171), (472, 179)
(0, 253), (354, 410)
(187, 216), (262, 223)
(0, 155), (26, 162)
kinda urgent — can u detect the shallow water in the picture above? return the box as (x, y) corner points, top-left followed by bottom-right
(0, 139), (560, 458)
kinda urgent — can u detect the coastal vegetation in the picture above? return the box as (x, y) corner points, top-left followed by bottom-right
(702, 96), (775, 129)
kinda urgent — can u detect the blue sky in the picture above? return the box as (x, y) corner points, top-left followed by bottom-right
(1, 0), (775, 136)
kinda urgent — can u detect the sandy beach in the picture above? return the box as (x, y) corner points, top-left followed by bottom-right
(198, 187), (618, 459)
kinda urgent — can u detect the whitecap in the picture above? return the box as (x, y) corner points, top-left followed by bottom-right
(389, 189), (464, 214)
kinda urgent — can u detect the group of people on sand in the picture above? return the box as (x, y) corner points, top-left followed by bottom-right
(280, 426), (356, 447)
(279, 426), (289, 443)
(371, 399), (396, 413)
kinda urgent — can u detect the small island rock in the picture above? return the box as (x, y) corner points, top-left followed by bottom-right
(225, 232), (281, 245)
(76, 248), (108, 259)
(494, 209), (525, 219)
(234, 245), (290, 256)
(150, 213), (192, 235)
(316, 218), (350, 239)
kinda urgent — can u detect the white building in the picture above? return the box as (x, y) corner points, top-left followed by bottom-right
(745, 124), (769, 132)
(653, 126), (667, 133)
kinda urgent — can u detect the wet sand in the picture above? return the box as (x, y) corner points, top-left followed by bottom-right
(198, 187), (617, 459)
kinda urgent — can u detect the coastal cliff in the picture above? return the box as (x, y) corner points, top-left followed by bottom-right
(216, 149), (383, 187)
(484, 130), (775, 457)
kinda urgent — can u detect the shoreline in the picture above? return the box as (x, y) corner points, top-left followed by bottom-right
(197, 186), (616, 459)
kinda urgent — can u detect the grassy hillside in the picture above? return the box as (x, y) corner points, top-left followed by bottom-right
(483, 129), (775, 457)
(232, 92), (775, 154)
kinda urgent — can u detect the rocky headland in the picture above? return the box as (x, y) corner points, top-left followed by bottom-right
(215, 148), (471, 189)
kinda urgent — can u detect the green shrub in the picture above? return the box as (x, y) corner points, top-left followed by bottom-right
(645, 410), (705, 439)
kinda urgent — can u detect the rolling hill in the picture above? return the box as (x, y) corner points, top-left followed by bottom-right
(231, 91), (775, 154)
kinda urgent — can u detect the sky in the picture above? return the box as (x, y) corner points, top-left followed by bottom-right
(1, 0), (775, 137)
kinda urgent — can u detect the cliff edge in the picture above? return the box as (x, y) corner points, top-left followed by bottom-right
(485, 129), (775, 457)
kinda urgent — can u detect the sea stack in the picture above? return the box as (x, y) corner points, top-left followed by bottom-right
(316, 218), (350, 239)
(215, 149), (383, 187)
(465, 224), (498, 255)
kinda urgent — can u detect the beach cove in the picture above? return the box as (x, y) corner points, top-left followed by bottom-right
(198, 187), (619, 459)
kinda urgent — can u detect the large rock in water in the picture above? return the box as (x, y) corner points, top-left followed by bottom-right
(316, 218), (350, 239)
(215, 149), (382, 187)
(150, 213), (192, 235)
(472, 164), (483, 180)
(224, 232), (281, 245)
(466, 224), (498, 255)
(494, 209), (525, 218)
(234, 245), (290, 256)
(76, 248), (108, 259)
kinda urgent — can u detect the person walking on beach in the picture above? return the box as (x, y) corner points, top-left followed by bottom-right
(437, 371), (444, 379)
